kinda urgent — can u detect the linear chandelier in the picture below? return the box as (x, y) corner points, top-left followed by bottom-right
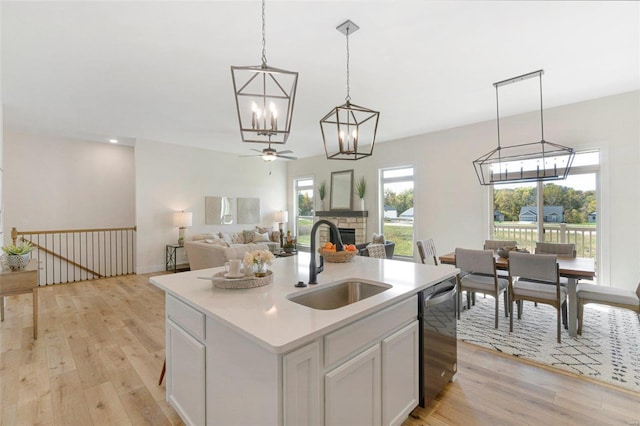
(473, 70), (575, 185)
(320, 20), (379, 161)
(231, 0), (298, 145)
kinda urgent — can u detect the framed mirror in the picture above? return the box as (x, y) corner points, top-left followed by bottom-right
(330, 169), (354, 210)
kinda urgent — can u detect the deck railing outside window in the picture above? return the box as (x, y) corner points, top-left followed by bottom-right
(493, 223), (596, 258)
(11, 226), (136, 286)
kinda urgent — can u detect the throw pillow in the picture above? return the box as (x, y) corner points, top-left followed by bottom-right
(192, 232), (218, 241)
(367, 243), (387, 259)
(243, 230), (255, 244)
(253, 231), (271, 242)
(256, 225), (273, 234)
(372, 233), (386, 244)
(219, 232), (234, 246)
(270, 230), (281, 243)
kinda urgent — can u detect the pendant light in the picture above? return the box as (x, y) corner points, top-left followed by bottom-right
(231, 0), (298, 145)
(320, 20), (379, 161)
(473, 70), (575, 185)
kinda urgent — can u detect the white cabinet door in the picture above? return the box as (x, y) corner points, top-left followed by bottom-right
(167, 320), (206, 426)
(382, 321), (419, 426)
(325, 344), (381, 426)
(283, 341), (321, 426)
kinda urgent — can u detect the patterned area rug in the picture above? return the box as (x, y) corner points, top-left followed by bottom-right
(457, 295), (640, 393)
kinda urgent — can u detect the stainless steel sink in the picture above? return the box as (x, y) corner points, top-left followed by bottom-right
(288, 280), (392, 310)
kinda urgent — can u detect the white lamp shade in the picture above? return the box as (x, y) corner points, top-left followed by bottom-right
(174, 211), (193, 228)
(274, 210), (288, 223)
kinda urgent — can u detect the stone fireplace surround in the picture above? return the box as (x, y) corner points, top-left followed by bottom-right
(314, 211), (368, 246)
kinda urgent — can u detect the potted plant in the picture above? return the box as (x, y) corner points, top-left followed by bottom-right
(355, 176), (366, 210)
(2, 240), (35, 271)
(319, 181), (327, 210)
(283, 231), (297, 253)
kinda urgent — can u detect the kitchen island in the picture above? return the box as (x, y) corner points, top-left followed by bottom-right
(150, 252), (458, 426)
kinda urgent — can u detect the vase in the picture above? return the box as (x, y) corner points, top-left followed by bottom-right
(6, 253), (31, 271)
(254, 261), (269, 277)
(359, 198), (365, 211)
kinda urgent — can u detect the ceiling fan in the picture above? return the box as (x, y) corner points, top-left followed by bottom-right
(242, 145), (298, 162)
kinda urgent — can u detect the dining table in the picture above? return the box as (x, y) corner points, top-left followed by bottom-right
(438, 251), (596, 337)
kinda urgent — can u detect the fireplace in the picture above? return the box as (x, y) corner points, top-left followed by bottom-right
(330, 228), (356, 245)
(314, 210), (368, 245)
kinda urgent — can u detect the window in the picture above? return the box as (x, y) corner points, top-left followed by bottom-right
(294, 177), (314, 248)
(492, 151), (599, 260)
(380, 166), (414, 257)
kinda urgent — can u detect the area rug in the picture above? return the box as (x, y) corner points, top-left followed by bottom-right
(457, 295), (640, 393)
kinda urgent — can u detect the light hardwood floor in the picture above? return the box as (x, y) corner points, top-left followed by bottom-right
(0, 273), (638, 426)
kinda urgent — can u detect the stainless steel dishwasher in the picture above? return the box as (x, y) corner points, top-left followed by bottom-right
(418, 278), (457, 407)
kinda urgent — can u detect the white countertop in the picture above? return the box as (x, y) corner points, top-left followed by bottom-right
(150, 253), (458, 353)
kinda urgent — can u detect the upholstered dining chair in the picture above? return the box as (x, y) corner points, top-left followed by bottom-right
(576, 282), (640, 335)
(508, 251), (567, 343)
(416, 239), (438, 265)
(533, 242), (576, 310)
(483, 240), (518, 250)
(535, 242), (577, 258)
(483, 239), (518, 278)
(455, 248), (508, 328)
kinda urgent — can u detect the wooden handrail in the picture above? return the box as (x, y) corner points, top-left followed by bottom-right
(21, 237), (103, 279)
(12, 226), (137, 244)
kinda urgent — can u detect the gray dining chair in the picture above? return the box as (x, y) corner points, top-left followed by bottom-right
(577, 282), (640, 335)
(455, 248), (508, 328)
(416, 239), (438, 265)
(535, 242), (576, 258)
(483, 240), (517, 250)
(508, 251), (567, 343)
(483, 239), (517, 278)
(533, 241), (576, 311)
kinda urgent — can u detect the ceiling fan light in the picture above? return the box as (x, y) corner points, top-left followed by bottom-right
(262, 152), (277, 162)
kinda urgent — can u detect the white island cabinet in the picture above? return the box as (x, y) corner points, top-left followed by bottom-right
(151, 253), (458, 426)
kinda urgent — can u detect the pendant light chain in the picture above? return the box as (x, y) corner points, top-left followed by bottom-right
(261, 0), (267, 66)
(345, 26), (351, 103)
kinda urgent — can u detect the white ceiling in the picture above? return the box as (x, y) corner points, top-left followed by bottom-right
(2, 1), (638, 159)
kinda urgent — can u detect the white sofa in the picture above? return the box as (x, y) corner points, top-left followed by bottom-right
(184, 229), (280, 270)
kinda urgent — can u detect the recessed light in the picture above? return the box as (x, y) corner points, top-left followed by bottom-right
(108, 139), (118, 144)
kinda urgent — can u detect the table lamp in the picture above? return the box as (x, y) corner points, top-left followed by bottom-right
(174, 211), (193, 246)
(274, 210), (288, 248)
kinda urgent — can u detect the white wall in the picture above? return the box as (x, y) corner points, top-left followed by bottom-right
(134, 139), (287, 273)
(287, 91), (640, 290)
(3, 131), (135, 235)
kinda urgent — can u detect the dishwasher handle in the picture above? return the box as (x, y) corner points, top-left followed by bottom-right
(424, 284), (456, 307)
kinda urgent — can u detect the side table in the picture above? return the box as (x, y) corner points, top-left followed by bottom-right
(166, 244), (190, 273)
(0, 259), (39, 339)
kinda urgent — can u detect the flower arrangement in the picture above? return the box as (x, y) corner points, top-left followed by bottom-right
(243, 249), (275, 277)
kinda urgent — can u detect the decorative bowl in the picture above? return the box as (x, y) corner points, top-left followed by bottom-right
(497, 247), (529, 258)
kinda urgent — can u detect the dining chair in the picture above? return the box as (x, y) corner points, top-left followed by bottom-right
(508, 251), (567, 343)
(416, 239), (438, 265)
(483, 240), (517, 250)
(576, 282), (640, 335)
(533, 242), (575, 310)
(483, 240), (517, 278)
(535, 242), (577, 258)
(455, 248), (508, 328)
